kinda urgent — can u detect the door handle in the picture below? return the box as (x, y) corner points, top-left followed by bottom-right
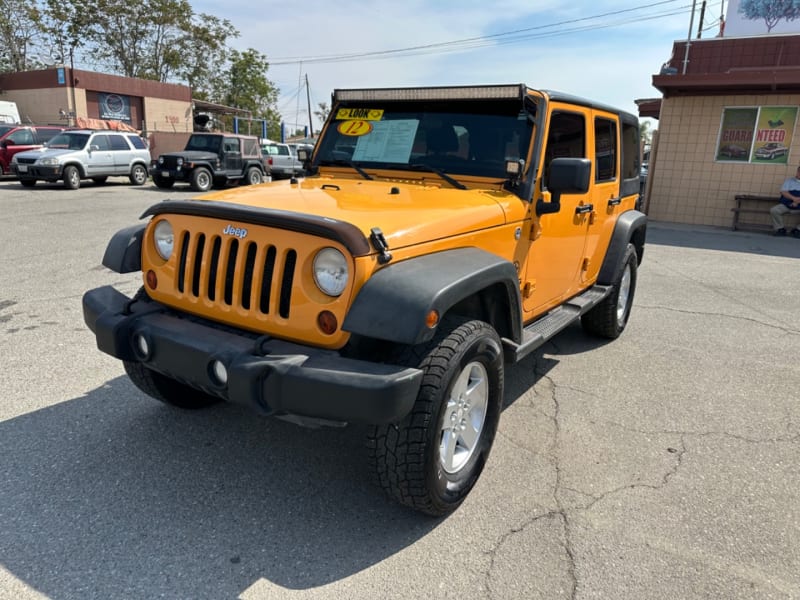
(575, 204), (593, 214)
(608, 197), (622, 206)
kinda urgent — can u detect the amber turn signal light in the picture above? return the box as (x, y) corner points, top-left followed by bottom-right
(317, 310), (338, 335)
(146, 270), (158, 290)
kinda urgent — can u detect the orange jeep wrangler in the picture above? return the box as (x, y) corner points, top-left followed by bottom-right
(83, 84), (646, 515)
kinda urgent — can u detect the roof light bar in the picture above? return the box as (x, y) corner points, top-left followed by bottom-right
(334, 84), (526, 102)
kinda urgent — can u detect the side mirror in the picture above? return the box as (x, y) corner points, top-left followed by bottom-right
(89, 144), (99, 152)
(297, 148), (311, 161)
(536, 158), (591, 216)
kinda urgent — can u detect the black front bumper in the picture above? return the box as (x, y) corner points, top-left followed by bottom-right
(150, 166), (191, 182)
(82, 286), (422, 424)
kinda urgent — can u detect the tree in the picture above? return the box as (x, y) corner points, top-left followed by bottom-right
(0, 1), (43, 72)
(213, 48), (281, 139)
(314, 102), (330, 126)
(738, 0), (800, 32)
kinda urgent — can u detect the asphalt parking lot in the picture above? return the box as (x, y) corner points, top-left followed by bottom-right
(0, 176), (798, 600)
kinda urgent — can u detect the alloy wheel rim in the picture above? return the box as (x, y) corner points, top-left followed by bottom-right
(616, 264), (632, 322)
(439, 361), (489, 474)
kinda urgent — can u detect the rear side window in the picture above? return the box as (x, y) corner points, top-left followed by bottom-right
(108, 134), (130, 150)
(35, 128), (63, 143)
(127, 135), (147, 150)
(594, 118), (617, 182)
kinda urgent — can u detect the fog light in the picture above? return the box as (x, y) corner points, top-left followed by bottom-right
(146, 270), (158, 289)
(210, 360), (228, 386)
(134, 334), (150, 359)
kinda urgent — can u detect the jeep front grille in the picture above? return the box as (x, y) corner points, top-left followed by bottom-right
(176, 231), (297, 318)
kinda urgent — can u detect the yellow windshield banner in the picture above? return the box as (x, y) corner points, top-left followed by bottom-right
(336, 108), (384, 121)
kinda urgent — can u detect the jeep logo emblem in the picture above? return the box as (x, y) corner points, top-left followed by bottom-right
(223, 224), (248, 239)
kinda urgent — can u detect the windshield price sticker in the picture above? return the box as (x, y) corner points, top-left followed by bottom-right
(337, 120), (373, 136)
(336, 108), (384, 121)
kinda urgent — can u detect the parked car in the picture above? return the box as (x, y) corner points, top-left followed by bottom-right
(151, 133), (268, 192)
(262, 142), (303, 178)
(0, 125), (67, 175)
(718, 144), (749, 159)
(11, 129), (151, 189)
(754, 142), (788, 160)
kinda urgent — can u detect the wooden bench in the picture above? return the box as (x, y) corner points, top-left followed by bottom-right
(731, 194), (800, 232)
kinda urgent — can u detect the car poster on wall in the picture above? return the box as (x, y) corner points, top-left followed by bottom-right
(716, 106), (797, 163)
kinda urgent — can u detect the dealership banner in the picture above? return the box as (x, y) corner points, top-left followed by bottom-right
(716, 106), (797, 164)
(98, 93), (131, 123)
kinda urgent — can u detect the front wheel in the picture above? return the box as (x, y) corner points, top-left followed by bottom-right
(581, 243), (638, 339)
(123, 361), (221, 409)
(129, 164), (148, 185)
(63, 165), (81, 189)
(190, 167), (212, 192)
(368, 319), (504, 516)
(152, 174), (174, 189)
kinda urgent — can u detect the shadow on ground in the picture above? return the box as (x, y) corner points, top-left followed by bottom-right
(647, 221), (800, 258)
(0, 377), (441, 598)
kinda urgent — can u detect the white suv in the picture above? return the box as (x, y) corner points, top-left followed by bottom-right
(11, 129), (151, 189)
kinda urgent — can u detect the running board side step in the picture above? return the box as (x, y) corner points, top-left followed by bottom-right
(502, 285), (612, 362)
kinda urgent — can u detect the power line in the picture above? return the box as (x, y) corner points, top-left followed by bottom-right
(269, 0), (696, 66)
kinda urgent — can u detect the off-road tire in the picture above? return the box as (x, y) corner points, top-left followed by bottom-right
(63, 165), (81, 190)
(190, 167), (212, 192)
(367, 318), (504, 516)
(129, 164), (148, 186)
(581, 243), (638, 339)
(152, 174), (174, 189)
(19, 179), (36, 188)
(245, 166), (263, 186)
(123, 361), (221, 409)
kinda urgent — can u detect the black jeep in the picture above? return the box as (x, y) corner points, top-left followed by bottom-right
(151, 133), (269, 192)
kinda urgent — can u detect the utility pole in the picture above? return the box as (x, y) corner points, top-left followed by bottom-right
(697, 0), (707, 38)
(305, 74), (314, 138)
(682, 0), (698, 74)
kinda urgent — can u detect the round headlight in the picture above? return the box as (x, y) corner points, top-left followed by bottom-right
(157, 156), (165, 165)
(153, 220), (174, 261)
(176, 157), (184, 166)
(313, 248), (349, 296)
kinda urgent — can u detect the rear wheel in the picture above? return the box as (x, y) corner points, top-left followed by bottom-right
(129, 164), (148, 185)
(19, 179), (36, 188)
(581, 243), (638, 339)
(368, 319), (503, 516)
(123, 361), (221, 409)
(152, 174), (174, 189)
(63, 165), (81, 189)
(190, 167), (212, 192)
(244, 166), (263, 185)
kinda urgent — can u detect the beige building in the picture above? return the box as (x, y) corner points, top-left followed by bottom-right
(642, 34), (800, 230)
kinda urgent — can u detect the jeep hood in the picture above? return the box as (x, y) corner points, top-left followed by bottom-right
(193, 177), (527, 250)
(160, 150), (219, 160)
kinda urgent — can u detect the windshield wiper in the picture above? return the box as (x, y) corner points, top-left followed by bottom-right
(407, 163), (467, 190)
(317, 159), (373, 180)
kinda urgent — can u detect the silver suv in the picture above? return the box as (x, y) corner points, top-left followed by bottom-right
(11, 129), (151, 189)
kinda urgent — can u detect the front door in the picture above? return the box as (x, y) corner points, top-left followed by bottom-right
(523, 108), (592, 314)
(222, 137), (242, 174)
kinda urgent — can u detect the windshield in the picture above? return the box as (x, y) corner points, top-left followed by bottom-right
(315, 99), (533, 179)
(46, 132), (90, 150)
(185, 135), (221, 153)
(0, 126), (15, 137)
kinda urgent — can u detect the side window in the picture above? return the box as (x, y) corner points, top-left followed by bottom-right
(621, 121), (639, 180)
(35, 128), (62, 144)
(223, 138), (240, 153)
(127, 135), (147, 150)
(108, 134), (130, 150)
(594, 118), (617, 182)
(92, 135), (111, 151)
(7, 128), (34, 145)
(279, 145), (290, 156)
(543, 111), (586, 186)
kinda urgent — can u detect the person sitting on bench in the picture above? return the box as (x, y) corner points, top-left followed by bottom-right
(770, 165), (800, 237)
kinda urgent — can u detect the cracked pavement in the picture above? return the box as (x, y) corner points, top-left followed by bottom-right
(0, 183), (799, 600)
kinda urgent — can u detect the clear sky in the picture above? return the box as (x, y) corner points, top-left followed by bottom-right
(192, 0), (727, 133)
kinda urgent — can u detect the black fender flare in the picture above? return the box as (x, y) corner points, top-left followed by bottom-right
(343, 247), (522, 346)
(101, 223), (145, 273)
(597, 210), (647, 284)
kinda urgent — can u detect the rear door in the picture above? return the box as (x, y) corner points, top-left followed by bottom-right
(108, 134), (134, 174)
